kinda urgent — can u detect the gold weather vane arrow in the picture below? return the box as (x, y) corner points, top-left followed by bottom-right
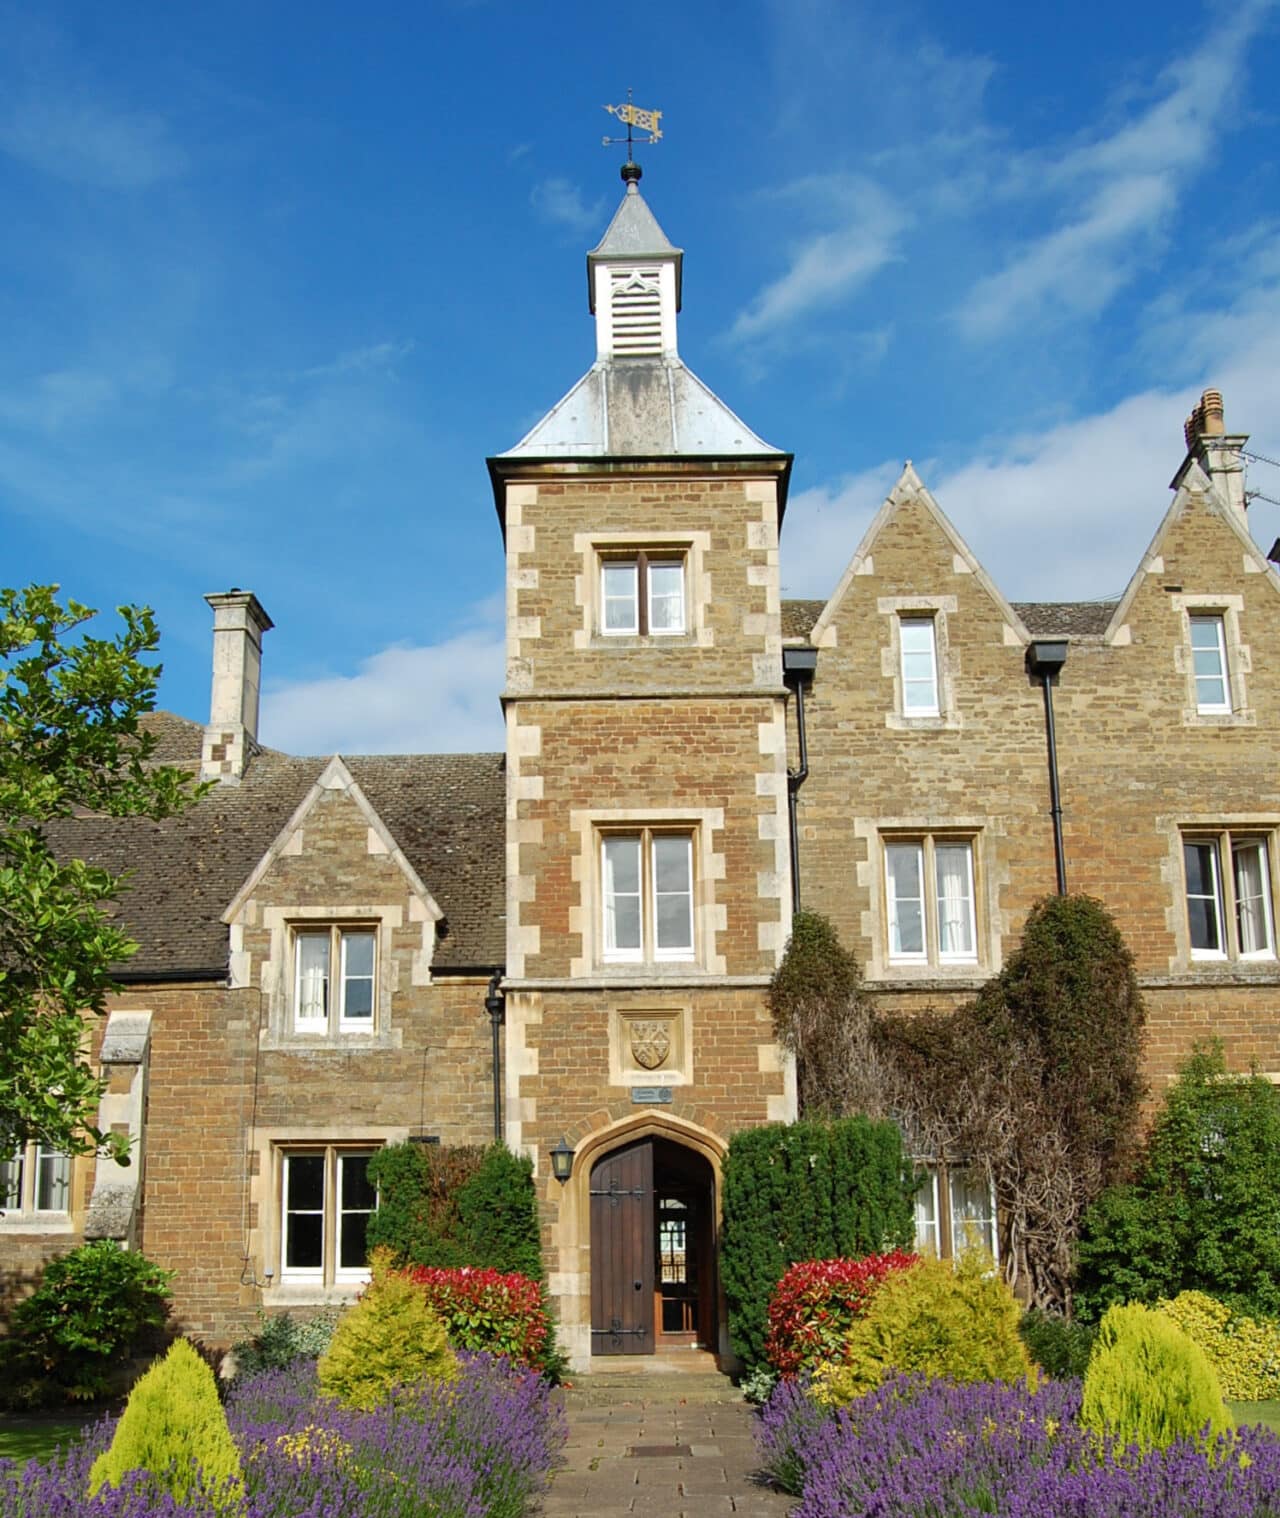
(602, 91), (664, 158)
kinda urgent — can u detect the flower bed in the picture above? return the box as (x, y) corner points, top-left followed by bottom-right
(0, 1352), (564, 1517)
(758, 1373), (1280, 1517)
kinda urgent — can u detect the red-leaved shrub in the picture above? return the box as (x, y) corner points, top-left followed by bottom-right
(765, 1251), (919, 1376)
(402, 1265), (552, 1370)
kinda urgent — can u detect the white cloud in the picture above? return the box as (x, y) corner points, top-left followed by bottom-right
(261, 628), (506, 755)
(299, 342), (414, 382)
(729, 176), (907, 343)
(0, 97), (187, 189)
(530, 177), (605, 238)
(956, 3), (1274, 338)
(0, 367), (118, 432)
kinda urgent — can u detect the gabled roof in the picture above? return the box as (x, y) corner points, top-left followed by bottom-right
(809, 463), (1030, 646)
(45, 719), (506, 977)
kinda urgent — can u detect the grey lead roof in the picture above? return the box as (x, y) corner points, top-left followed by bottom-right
(46, 715), (506, 977)
(588, 180), (682, 311)
(780, 598), (1119, 640)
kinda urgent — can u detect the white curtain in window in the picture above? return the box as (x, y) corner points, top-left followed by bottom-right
(647, 561), (685, 634)
(35, 1147), (69, 1212)
(935, 844), (974, 957)
(296, 935), (330, 1021)
(949, 1168), (997, 1260)
(0, 1151), (23, 1209)
(913, 1167), (940, 1256)
(1234, 842), (1272, 956)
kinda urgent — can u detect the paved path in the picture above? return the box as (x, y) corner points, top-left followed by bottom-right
(542, 1377), (794, 1518)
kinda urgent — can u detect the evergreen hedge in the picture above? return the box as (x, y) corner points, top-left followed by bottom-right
(720, 1117), (915, 1370)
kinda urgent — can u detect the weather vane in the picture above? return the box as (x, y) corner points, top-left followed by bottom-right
(602, 89), (663, 169)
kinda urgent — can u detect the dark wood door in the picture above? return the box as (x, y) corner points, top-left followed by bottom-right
(590, 1140), (655, 1355)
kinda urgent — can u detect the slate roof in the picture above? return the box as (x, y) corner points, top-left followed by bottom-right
(780, 597), (1118, 641)
(45, 718), (507, 979)
(1012, 601), (1117, 636)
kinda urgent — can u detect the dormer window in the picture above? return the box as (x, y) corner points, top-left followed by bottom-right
(601, 553), (686, 637)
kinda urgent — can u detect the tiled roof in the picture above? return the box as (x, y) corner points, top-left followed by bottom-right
(1013, 601), (1117, 636)
(781, 599), (826, 638)
(45, 720), (506, 978)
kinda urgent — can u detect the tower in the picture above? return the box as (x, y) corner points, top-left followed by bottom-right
(488, 164), (796, 1368)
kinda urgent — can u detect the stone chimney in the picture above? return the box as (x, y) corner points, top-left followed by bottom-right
(1175, 387), (1249, 519)
(201, 590), (273, 783)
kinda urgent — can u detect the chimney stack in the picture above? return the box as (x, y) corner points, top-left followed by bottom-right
(201, 590), (273, 783)
(1175, 387), (1248, 519)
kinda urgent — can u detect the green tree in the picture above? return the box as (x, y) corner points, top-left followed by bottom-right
(0, 585), (202, 1159)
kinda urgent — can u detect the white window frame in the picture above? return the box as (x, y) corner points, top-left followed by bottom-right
(1183, 832), (1276, 962)
(601, 829), (696, 964)
(912, 1167), (940, 1256)
(0, 1143), (70, 1218)
(899, 616), (940, 716)
(599, 551), (686, 638)
(279, 1146), (377, 1286)
(885, 836), (978, 967)
(1190, 614), (1232, 714)
(292, 926), (378, 1033)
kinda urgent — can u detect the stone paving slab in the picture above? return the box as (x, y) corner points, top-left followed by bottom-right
(540, 1381), (794, 1517)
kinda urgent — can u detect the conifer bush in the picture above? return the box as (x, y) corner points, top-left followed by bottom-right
(811, 1254), (1035, 1405)
(1081, 1300), (1231, 1451)
(317, 1248), (457, 1410)
(87, 1337), (243, 1512)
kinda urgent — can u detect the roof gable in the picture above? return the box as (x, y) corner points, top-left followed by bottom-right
(809, 463), (1030, 646)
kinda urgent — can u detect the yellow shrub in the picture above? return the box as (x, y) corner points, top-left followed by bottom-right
(1156, 1291), (1280, 1401)
(88, 1338), (243, 1512)
(317, 1248), (457, 1411)
(1081, 1301), (1231, 1452)
(811, 1254), (1035, 1406)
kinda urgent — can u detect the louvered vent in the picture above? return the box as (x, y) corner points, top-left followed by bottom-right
(610, 268), (663, 355)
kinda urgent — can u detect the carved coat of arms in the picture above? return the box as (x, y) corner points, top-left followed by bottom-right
(629, 1019), (672, 1070)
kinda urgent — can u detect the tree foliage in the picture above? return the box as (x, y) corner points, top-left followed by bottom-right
(1075, 1044), (1280, 1320)
(770, 898), (1145, 1315)
(0, 585), (203, 1157)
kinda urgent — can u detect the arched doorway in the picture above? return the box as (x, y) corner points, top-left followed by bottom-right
(589, 1136), (716, 1356)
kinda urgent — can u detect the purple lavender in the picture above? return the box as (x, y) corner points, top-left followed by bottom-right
(1, 1352), (565, 1518)
(757, 1374), (1280, 1517)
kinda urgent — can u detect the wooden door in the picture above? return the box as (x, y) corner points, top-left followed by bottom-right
(589, 1140), (655, 1355)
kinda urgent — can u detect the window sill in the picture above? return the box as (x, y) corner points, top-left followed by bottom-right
(260, 1028), (402, 1053)
(266, 1281), (368, 1306)
(0, 1215), (75, 1235)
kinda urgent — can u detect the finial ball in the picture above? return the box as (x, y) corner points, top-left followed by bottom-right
(620, 159), (643, 187)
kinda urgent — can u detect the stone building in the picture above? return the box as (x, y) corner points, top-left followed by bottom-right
(4, 170), (1277, 1370)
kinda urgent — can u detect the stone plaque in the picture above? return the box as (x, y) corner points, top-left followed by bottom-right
(629, 1018), (672, 1070)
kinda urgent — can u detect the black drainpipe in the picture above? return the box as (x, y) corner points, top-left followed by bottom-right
(1026, 640), (1069, 895)
(783, 647), (818, 915)
(483, 974), (505, 1143)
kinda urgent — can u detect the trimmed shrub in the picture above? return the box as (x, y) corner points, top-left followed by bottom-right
(1076, 1044), (1280, 1321)
(404, 1265), (553, 1371)
(811, 1254), (1034, 1405)
(1018, 1306), (1096, 1379)
(1157, 1290), (1280, 1400)
(366, 1141), (542, 1279)
(1081, 1300), (1231, 1451)
(765, 1251), (918, 1377)
(88, 1338), (243, 1512)
(228, 1308), (341, 1380)
(317, 1248), (457, 1410)
(0, 1239), (172, 1406)
(721, 1117), (915, 1370)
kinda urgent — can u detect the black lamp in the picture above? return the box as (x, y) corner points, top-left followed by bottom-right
(549, 1137), (575, 1185)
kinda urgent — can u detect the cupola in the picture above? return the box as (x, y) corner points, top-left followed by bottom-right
(587, 162), (683, 360)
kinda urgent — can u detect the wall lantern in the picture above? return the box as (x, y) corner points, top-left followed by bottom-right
(549, 1137), (575, 1185)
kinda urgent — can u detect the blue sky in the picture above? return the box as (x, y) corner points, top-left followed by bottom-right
(5, 0), (1279, 754)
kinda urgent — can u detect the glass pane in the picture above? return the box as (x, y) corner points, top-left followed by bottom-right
(887, 843), (924, 956)
(653, 835), (691, 893)
(648, 562), (685, 633)
(602, 562), (638, 633)
(343, 978), (373, 1018)
(338, 1155), (374, 1273)
(603, 836), (640, 894)
(656, 891), (693, 951)
(935, 844), (975, 957)
(653, 836), (693, 953)
(35, 1148), (69, 1212)
(1190, 616), (1222, 649)
(913, 1169), (939, 1255)
(1184, 842), (1222, 952)
(901, 619), (938, 712)
(296, 935), (330, 1021)
(343, 932), (375, 977)
(949, 1169), (996, 1258)
(287, 1153), (325, 1212)
(603, 836), (642, 953)
(610, 896), (642, 950)
(339, 1209), (369, 1270)
(1190, 617), (1228, 709)
(1235, 841), (1272, 955)
(286, 1212), (323, 1270)
(341, 1155), (376, 1211)
(0, 1151), (23, 1210)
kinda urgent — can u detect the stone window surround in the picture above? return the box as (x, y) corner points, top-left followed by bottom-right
(253, 904), (413, 1050)
(1168, 817), (1280, 968)
(574, 530), (714, 651)
(569, 806), (727, 978)
(879, 595), (961, 731)
(1170, 593), (1253, 726)
(249, 1125), (408, 1307)
(855, 817), (1001, 981)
